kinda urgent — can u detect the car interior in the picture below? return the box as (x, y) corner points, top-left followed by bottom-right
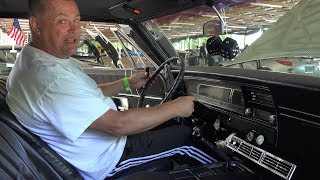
(0, 0), (319, 180)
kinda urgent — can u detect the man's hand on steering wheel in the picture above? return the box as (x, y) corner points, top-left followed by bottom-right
(138, 57), (185, 108)
(128, 72), (150, 89)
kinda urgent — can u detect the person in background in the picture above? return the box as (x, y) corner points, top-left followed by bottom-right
(6, 0), (215, 179)
(120, 48), (126, 57)
(199, 43), (207, 66)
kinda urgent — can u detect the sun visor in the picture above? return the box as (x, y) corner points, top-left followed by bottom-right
(234, 0), (320, 62)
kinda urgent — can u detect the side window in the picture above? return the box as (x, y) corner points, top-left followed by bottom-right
(242, 61), (257, 70)
(121, 43), (153, 69)
(143, 20), (179, 59)
(0, 49), (19, 76)
(76, 22), (157, 70)
(114, 26), (157, 69)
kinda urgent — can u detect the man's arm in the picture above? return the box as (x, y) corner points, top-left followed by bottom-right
(98, 72), (149, 97)
(98, 79), (125, 97)
(90, 96), (195, 136)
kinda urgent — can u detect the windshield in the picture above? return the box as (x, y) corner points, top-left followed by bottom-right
(140, 1), (320, 77)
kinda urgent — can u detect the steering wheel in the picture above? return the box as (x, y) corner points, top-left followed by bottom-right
(137, 56), (185, 108)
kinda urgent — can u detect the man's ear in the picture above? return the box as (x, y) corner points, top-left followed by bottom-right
(29, 16), (40, 36)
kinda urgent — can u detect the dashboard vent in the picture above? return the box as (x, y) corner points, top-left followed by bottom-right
(238, 142), (263, 161)
(226, 135), (296, 180)
(261, 154), (293, 178)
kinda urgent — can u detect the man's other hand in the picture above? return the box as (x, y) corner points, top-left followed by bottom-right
(170, 96), (195, 117)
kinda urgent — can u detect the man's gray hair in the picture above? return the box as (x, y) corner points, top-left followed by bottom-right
(28, 0), (48, 17)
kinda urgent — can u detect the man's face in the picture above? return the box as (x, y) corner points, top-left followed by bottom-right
(35, 0), (81, 58)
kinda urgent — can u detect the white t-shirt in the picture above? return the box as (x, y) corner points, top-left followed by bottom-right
(6, 45), (127, 180)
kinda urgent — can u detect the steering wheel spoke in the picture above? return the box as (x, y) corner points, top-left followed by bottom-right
(137, 57), (185, 108)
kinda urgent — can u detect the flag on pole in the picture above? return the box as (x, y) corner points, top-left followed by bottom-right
(8, 18), (26, 46)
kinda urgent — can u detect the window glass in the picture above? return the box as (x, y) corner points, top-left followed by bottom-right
(72, 23), (157, 70)
(0, 47), (20, 76)
(0, 20), (157, 72)
(138, 3), (320, 78)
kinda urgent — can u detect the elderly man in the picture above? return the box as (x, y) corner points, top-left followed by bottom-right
(6, 0), (215, 179)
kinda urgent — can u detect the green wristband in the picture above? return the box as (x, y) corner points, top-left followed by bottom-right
(122, 77), (131, 92)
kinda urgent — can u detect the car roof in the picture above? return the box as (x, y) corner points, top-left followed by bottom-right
(0, 0), (203, 22)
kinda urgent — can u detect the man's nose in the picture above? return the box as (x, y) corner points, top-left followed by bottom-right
(69, 22), (80, 32)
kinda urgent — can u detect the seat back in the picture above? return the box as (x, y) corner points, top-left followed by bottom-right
(0, 120), (62, 179)
(0, 76), (7, 99)
(0, 76), (82, 180)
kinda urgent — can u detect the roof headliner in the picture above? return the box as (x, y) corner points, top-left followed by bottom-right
(0, 0), (202, 22)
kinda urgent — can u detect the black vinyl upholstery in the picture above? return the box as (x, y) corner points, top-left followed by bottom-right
(0, 76), (83, 180)
(0, 121), (65, 179)
(0, 77), (7, 100)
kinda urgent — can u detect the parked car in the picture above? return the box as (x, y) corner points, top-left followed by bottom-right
(0, 45), (22, 76)
(1, 0), (319, 180)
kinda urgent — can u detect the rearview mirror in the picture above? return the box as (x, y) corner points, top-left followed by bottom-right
(203, 20), (222, 36)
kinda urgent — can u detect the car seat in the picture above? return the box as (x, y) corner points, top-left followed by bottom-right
(0, 76), (173, 180)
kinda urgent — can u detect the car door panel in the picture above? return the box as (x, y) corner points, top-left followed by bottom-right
(85, 68), (165, 109)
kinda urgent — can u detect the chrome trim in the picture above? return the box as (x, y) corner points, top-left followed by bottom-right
(280, 113), (320, 127)
(117, 93), (163, 100)
(184, 76), (222, 83)
(226, 134), (296, 180)
(279, 105), (320, 119)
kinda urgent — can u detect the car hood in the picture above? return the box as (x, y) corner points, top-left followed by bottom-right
(233, 0), (320, 63)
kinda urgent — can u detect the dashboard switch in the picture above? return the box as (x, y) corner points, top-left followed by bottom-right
(244, 108), (253, 117)
(246, 131), (255, 142)
(269, 115), (276, 124)
(227, 117), (232, 124)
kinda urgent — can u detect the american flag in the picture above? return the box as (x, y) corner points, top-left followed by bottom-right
(8, 18), (26, 46)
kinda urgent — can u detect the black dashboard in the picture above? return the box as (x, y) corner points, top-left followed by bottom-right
(184, 76), (278, 147)
(181, 67), (320, 180)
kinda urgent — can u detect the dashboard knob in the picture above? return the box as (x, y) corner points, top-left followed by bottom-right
(244, 108), (253, 117)
(255, 135), (265, 146)
(269, 115), (276, 124)
(227, 117), (232, 124)
(246, 131), (255, 142)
